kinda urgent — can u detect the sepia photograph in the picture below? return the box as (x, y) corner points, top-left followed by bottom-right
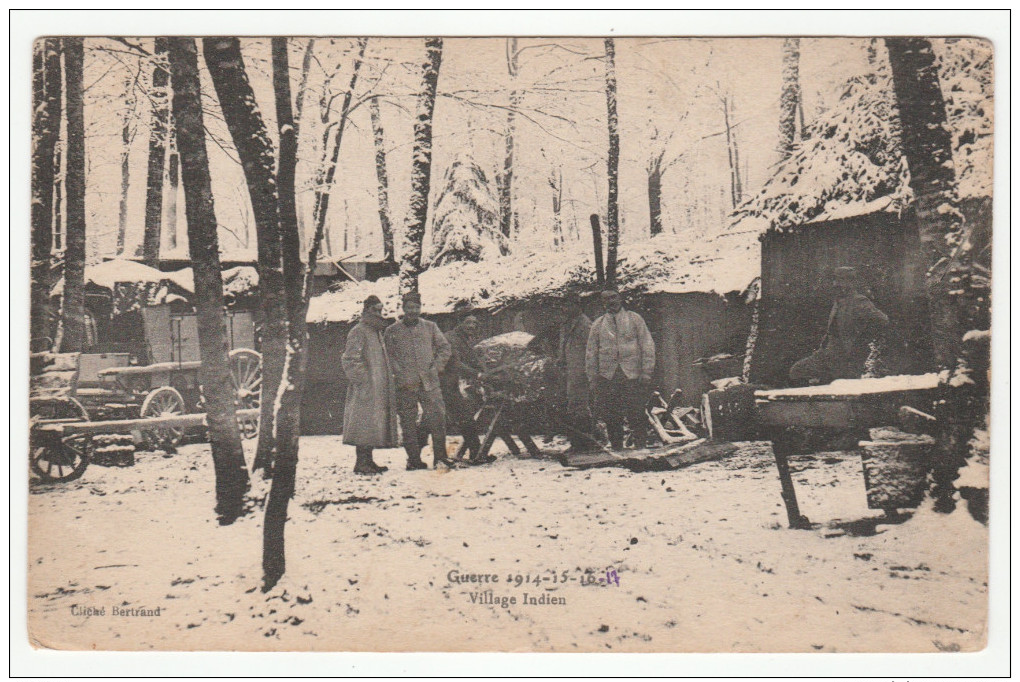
(15, 10), (1005, 671)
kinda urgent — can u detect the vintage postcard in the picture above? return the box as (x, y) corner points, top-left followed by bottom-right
(24, 31), (996, 657)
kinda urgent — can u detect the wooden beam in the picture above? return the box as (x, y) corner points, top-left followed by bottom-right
(35, 408), (259, 435)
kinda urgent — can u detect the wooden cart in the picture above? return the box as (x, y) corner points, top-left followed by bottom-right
(29, 306), (263, 482)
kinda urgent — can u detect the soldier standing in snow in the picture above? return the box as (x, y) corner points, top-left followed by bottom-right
(586, 288), (656, 450)
(789, 266), (890, 386)
(385, 292), (455, 470)
(442, 308), (491, 464)
(340, 295), (398, 475)
(557, 293), (594, 452)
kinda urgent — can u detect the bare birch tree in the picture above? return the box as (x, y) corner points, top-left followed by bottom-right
(497, 37), (521, 240)
(778, 38), (802, 159)
(116, 72), (138, 255)
(603, 37), (620, 287)
(369, 95), (395, 262)
(169, 37), (249, 523)
(263, 36), (307, 591)
(886, 37), (988, 512)
(59, 37), (87, 353)
(203, 37), (289, 477)
(142, 38), (170, 267)
(31, 39), (62, 348)
(399, 37), (443, 295)
(309, 38), (367, 270)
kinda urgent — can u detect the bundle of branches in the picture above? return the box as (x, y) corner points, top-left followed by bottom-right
(474, 331), (561, 405)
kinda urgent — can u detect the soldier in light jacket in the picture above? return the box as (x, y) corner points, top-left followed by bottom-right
(384, 292), (454, 470)
(585, 288), (655, 450)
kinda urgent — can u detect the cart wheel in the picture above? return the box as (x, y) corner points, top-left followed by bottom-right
(229, 349), (262, 439)
(140, 385), (186, 451)
(30, 397), (92, 482)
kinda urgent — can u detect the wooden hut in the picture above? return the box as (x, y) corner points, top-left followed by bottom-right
(301, 232), (760, 434)
(729, 59), (992, 388)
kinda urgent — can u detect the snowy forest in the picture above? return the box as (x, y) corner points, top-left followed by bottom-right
(29, 34), (994, 651)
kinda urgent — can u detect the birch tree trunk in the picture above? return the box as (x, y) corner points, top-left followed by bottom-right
(31, 38), (61, 348)
(292, 39), (314, 256)
(550, 167), (563, 247)
(169, 37), (249, 524)
(203, 37), (288, 477)
(116, 75), (134, 256)
(166, 146), (179, 250)
(722, 95), (743, 208)
(399, 37), (443, 295)
(369, 96), (395, 262)
(778, 38), (801, 159)
(309, 39), (367, 276)
(647, 153), (664, 237)
(498, 37), (520, 240)
(52, 144), (64, 253)
(603, 38), (620, 287)
(886, 37), (987, 511)
(59, 37), (87, 353)
(263, 36), (308, 591)
(142, 38), (171, 267)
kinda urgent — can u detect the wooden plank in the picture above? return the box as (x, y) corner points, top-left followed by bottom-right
(661, 439), (738, 469)
(34, 408), (259, 435)
(475, 403), (505, 460)
(517, 433), (542, 458)
(755, 399), (855, 429)
(562, 451), (628, 469)
(98, 360), (202, 377)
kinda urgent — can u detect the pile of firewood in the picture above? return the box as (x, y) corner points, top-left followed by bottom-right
(474, 332), (562, 405)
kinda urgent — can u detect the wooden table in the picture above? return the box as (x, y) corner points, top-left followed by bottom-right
(754, 374), (941, 529)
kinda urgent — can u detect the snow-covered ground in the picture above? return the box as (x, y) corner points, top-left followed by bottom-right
(28, 437), (987, 652)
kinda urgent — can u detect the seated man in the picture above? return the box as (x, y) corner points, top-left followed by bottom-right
(789, 267), (890, 386)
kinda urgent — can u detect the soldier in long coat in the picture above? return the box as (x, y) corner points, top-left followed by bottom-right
(557, 293), (593, 451)
(341, 295), (399, 475)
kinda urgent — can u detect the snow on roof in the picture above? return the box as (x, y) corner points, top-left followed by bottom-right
(51, 259), (190, 297)
(732, 40), (993, 233)
(166, 265), (259, 299)
(306, 231), (761, 325)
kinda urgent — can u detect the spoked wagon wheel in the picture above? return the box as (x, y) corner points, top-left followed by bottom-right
(140, 385), (186, 451)
(229, 349), (262, 440)
(30, 397), (92, 483)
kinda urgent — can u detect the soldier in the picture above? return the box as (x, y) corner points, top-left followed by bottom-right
(586, 288), (656, 450)
(557, 293), (594, 452)
(789, 267), (890, 386)
(442, 309), (490, 464)
(340, 295), (397, 475)
(384, 292), (456, 470)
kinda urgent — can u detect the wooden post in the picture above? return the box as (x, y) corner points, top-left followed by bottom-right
(770, 431), (812, 529)
(476, 403), (506, 461)
(589, 214), (605, 286)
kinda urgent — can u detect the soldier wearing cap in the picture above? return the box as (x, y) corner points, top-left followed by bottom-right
(340, 295), (397, 475)
(586, 288), (656, 450)
(442, 302), (488, 463)
(558, 292), (594, 452)
(789, 266), (890, 385)
(384, 292), (455, 469)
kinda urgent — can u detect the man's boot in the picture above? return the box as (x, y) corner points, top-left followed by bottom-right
(432, 435), (460, 469)
(354, 447), (381, 475)
(366, 449), (388, 473)
(405, 445), (428, 471)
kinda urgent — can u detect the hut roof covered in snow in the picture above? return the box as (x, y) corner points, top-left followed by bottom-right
(51, 259), (259, 313)
(731, 39), (993, 234)
(307, 230), (760, 325)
